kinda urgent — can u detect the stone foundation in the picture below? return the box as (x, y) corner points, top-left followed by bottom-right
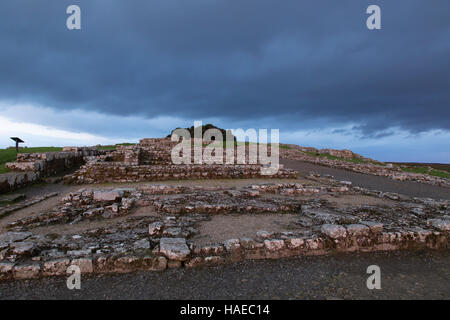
(64, 163), (296, 184)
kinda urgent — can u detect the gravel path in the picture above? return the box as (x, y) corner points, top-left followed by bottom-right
(0, 250), (448, 300)
(281, 159), (450, 200)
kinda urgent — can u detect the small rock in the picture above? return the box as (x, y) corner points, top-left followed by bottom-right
(159, 238), (190, 261)
(133, 239), (150, 249)
(427, 219), (450, 231)
(256, 230), (272, 239)
(321, 224), (347, 239)
(345, 224), (370, 237)
(70, 258), (94, 273)
(264, 239), (285, 251)
(224, 239), (241, 251)
(14, 263), (40, 279)
(11, 242), (35, 255)
(148, 222), (164, 236)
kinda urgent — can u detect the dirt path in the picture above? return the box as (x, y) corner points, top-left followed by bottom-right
(0, 250), (448, 300)
(281, 159), (450, 200)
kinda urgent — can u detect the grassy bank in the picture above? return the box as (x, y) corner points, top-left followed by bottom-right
(400, 166), (450, 179)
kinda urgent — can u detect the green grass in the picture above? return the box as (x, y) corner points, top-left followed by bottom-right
(401, 166), (450, 179)
(0, 147), (63, 174)
(97, 143), (136, 151)
(304, 151), (366, 164)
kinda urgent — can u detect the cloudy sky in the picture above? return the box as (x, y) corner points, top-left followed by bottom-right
(0, 0), (449, 162)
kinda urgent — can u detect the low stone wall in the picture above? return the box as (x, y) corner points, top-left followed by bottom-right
(64, 163), (297, 184)
(6, 147), (100, 176)
(0, 147), (101, 194)
(0, 221), (447, 280)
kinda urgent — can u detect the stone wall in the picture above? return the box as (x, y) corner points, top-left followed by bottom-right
(64, 138), (294, 184)
(64, 163), (296, 184)
(1, 222), (447, 280)
(0, 147), (101, 194)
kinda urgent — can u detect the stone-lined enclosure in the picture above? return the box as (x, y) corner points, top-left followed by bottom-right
(0, 177), (448, 280)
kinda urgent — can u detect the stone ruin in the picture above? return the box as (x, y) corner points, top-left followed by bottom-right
(64, 138), (296, 184)
(0, 177), (448, 280)
(0, 147), (102, 193)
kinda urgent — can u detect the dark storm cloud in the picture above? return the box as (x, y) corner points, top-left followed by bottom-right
(0, 0), (449, 136)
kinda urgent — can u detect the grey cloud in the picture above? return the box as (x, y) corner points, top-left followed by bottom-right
(0, 0), (449, 137)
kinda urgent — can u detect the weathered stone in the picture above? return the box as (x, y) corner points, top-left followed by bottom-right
(0, 262), (14, 279)
(321, 224), (347, 239)
(223, 239), (240, 251)
(204, 256), (224, 265)
(427, 219), (450, 231)
(360, 221), (384, 233)
(285, 238), (305, 249)
(185, 257), (203, 268)
(93, 189), (123, 202)
(159, 238), (190, 261)
(67, 249), (92, 257)
(11, 241), (35, 255)
(201, 244), (224, 255)
(148, 256), (167, 271)
(133, 238), (150, 249)
(256, 230), (272, 239)
(14, 263), (40, 279)
(70, 258), (94, 273)
(43, 258), (70, 276)
(240, 238), (264, 250)
(264, 239), (285, 251)
(0, 232), (32, 245)
(163, 227), (183, 237)
(346, 224), (370, 237)
(148, 222), (164, 236)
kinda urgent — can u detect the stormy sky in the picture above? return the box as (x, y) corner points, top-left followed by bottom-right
(0, 0), (449, 162)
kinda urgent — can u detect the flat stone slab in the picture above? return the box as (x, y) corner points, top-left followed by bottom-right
(321, 224), (347, 239)
(93, 189), (124, 202)
(159, 238), (190, 261)
(0, 232), (32, 246)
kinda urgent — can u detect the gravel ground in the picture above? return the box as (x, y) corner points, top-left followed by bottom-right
(0, 250), (448, 300)
(281, 159), (450, 200)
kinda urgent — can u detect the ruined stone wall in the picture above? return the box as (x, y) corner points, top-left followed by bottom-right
(0, 147), (102, 194)
(64, 163), (296, 184)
